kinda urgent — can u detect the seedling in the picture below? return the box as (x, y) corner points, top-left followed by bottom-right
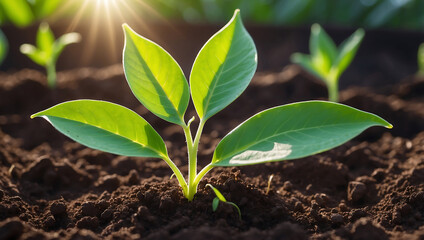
(206, 184), (242, 220)
(291, 24), (365, 102)
(418, 43), (424, 76)
(20, 22), (81, 88)
(265, 174), (274, 195)
(0, 28), (7, 66)
(31, 10), (391, 201)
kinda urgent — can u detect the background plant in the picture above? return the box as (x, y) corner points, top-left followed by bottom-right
(31, 10), (391, 201)
(207, 184), (241, 220)
(20, 22), (81, 88)
(144, 0), (424, 30)
(0, 0), (61, 27)
(0, 28), (7, 66)
(291, 24), (364, 102)
(418, 43), (424, 76)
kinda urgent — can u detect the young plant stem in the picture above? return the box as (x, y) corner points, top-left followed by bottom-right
(46, 62), (56, 89)
(182, 118), (206, 201)
(162, 156), (188, 196)
(327, 72), (339, 102)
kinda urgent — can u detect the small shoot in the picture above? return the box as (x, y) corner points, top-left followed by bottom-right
(418, 43), (424, 76)
(291, 24), (365, 102)
(0, 28), (7, 66)
(206, 184), (242, 220)
(20, 22), (81, 88)
(265, 174), (274, 195)
(31, 10), (391, 202)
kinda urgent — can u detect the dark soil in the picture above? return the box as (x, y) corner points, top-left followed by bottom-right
(0, 64), (423, 240)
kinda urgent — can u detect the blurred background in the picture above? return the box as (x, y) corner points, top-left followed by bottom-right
(1, 0), (423, 81)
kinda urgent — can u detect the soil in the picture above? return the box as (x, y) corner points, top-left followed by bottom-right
(0, 62), (423, 240)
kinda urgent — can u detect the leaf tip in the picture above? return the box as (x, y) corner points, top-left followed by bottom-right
(39, 22), (49, 31)
(311, 23), (321, 33)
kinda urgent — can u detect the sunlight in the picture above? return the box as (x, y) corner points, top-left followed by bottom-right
(54, 0), (167, 65)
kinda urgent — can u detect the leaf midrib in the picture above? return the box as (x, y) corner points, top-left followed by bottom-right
(214, 121), (376, 163)
(46, 115), (165, 158)
(127, 35), (184, 123)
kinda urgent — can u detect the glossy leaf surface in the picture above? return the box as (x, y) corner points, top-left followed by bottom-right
(212, 101), (392, 166)
(31, 100), (167, 159)
(123, 24), (189, 126)
(190, 9), (257, 120)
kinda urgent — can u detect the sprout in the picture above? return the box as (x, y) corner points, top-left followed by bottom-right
(291, 24), (365, 102)
(31, 10), (391, 202)
(20, 22), (81, 88)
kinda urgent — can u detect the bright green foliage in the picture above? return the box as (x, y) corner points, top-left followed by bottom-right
(206, 184), (241, 220)
(123, 24), (189, 126)
(20, 22), (81, 88)
(0, 28), (7, 65)
(291, 24), (365, 102)
(190, 10), (257, 120)
(418, 43), (424, 76)
(212, 101), (391, 166)
(32, 10), (391, 202)
(0, 0), (34, 27)
(0, 0), (61, 27)
(31, 100), (168, 159)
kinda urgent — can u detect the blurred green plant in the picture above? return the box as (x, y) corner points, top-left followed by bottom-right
(146, 0), (424, 30)
(291, 24), (364, 102)
(0, 0), (62, 27)
(418, 43), (424, 76)
(206, 184), (241, 220)
(20, 22), (81, 88)
(0, 28), (7, 65)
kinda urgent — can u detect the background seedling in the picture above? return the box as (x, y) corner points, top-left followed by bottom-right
(0, 0), (61, 27)
(20, 22), (81, 88)
(418, 43), (424, 76)
(291, 24), (365, 102)
(265, 174), (274, 195)
(0, 28), (7, 66)
(206, 184), (242, 220)
(31, 10), (391, 202)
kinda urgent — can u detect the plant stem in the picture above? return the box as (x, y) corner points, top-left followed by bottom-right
(46, 62), (56, 89)
(194, 163), (214, 186)
(327, 72), (339, 102)
(162, 156), (188, 196)
(328, 81), (338, 102)
(182, 119), (205, 201)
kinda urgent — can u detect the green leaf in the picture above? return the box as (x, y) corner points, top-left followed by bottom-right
(212, 101), (392, 166)
(333, 28), (365, 78)
(206, 184), (227, 202)
(290, 53), (324, 81)
(0, 29), (8, 65)
(33, 0), (62, 19)
(418, 43), (424, 74)
(31, 100), (168, 159)
(309, 24), (337, 77)
(20, 44), (47, 66)
(190, 9), (257, 120)
(0, 0), (34, 27)
(212, 197), (220, 211)
(52, 32), (81, 62)
(36, 22), (55, 55)
(123, 24), (189, 126)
